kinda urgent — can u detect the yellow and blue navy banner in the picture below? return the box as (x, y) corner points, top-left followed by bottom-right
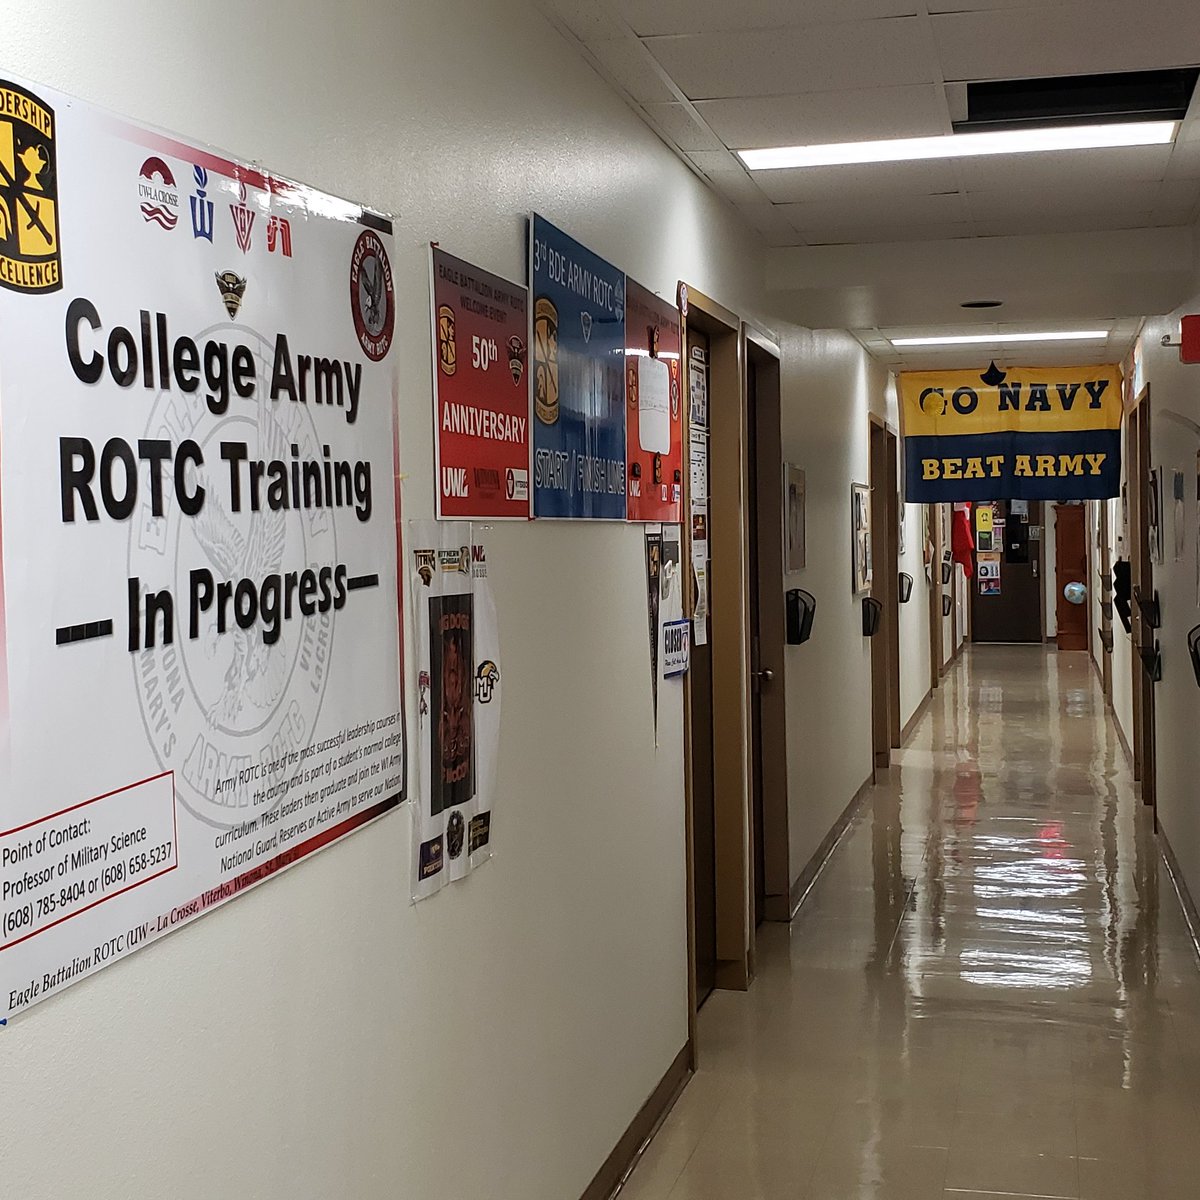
(901, 363), (1123, 502)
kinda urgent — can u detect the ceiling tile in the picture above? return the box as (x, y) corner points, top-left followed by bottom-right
(971, 212), (1157, 236)
(782, 192), (969, 234)
(966, 180), (1163, 220)
(694, 85), (950, 149)
(643, 18), (938, 100)
(932, 2), (1200, 80)
(780, 191), (971, 229)
(1157, 179), (1200, 211)
(685, 153), (772, 204)
(955, 144), (1174, 192)
(752, 159), (964, 204)
(737, 202), (807, 246)
(639, 102), (726, 152)
(802, 222), (976, 245)
(609, 0), (919, 36)
(543, 0), (629, 42)
(587, 38), (678, 103)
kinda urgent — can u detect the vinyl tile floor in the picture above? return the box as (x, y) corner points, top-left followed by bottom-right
(618, 646), (1200, 1200)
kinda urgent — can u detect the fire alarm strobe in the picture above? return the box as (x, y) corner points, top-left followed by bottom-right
(1181, 314), (1200, 364)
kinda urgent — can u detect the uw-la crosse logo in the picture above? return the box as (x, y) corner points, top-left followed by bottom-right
(138, 156), (179, 230)
(0, 80), (61, 293)
(350, 228), (394, 361)
(475, 660), (499, 703)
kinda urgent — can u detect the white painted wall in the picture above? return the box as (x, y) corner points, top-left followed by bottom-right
(0, 5), (774, 1199)
(779, 330), (885, 879)
(885, 376), (934, 732)
(897, 503), (933, 730)
(1138, 267), (1200, 894)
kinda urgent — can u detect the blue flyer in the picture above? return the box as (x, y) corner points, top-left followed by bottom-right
(529, 214), (627, 519)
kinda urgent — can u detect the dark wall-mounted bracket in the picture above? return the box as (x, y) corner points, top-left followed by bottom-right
(786, 589), (816, 646)
(1134, 587), (1161, 629)
(1188, 624), (1200, 688)
(1139, 638), (1162, 683)
(898, 572), (914, 604)
(862, 595), (883, 637)
(941, 561), (953, 585)
(942, 593), (952, 617)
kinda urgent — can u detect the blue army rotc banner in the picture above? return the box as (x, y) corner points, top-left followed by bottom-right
(901, 362), (1123, 502)
(0, 75), (405, 1018)
(529, 214), (627, 519)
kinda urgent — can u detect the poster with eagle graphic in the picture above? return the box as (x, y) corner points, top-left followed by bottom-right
(409, 522), (501, 900)
(0, 73), (405, 1020)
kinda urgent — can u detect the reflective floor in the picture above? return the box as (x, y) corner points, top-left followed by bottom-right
(621, 646), (1200, 1199)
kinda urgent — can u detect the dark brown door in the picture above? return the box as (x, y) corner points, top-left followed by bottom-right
(971, 500), (1044, 643)
(1054, 504), (1088, 651)
(868, 422), (900, 768)
(687, 330), (717, 1003)
(1128, 396), (1156, 808)
(747, 358), (766, 927)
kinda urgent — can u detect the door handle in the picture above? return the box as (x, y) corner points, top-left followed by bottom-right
(755, 669), (774, 683)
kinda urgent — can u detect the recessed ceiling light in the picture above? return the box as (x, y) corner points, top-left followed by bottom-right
(961, 300), (1004, 309)
(737, 120), (1177, 171)
(890, 331), (1109, 347)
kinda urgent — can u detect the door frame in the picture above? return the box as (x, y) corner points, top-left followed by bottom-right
(868, 416), (901, 769)
(745, 324), (791, 925)
(679, 284), (755, 1055)
(1127, 386), (1157, 809)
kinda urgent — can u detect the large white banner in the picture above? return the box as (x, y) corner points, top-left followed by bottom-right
(0, 75), (405, 1019)
(408, 522), (500, 900)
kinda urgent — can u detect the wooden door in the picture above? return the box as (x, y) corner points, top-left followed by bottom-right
(1054, 504), (1088, 651)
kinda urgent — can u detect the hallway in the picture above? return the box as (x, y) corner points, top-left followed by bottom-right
(622, 646), (1200, 1200)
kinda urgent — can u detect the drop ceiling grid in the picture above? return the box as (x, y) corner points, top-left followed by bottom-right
(539, 0), (1200, 249)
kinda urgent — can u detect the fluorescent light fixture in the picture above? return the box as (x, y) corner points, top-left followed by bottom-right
(890, 331), (1109, 347)
(737, 121), (1177, 171)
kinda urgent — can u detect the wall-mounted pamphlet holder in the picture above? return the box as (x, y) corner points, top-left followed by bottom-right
(1139, 639), (1162, 683)
(942, 594), (952, 617)
(941, 561), (953, 585)
(1188, 624), (1200, 688)
(862, 596), (883, 637)
(786, 588), (816, 646)
(1100, 574), (1113, 593)
(1134, 587), (1161, 629)
(898, 572), (914, 604)
(1100, 628), (1114, 653)
(1101, 599), (1113, 620)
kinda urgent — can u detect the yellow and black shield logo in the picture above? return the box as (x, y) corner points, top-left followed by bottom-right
(0, 81), (61, 294)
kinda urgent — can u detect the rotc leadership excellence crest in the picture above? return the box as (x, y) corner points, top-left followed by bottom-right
(0, 80), (61, 293)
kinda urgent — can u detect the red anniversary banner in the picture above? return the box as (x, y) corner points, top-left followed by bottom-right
(430, 245), (530, 519)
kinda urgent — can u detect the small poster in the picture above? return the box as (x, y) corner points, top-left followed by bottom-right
(691, 506), (709, 645)
(1173, 469), (1185, 562)
(785, 464), (806, 572)
(979, 578), (1002, 596)
(688, 343), (710, 644)
(529, 214), (626, 519)
(625, 280), (683, 522)
(1149, 467), (1164, 565)
(977, 553), (1001, 581)
(852, 482), (873, 594)
(976, 505), (994, 535)
(409, 522), (501, 901)
(430, 246), (530, 519)
(644, 526), (662, 730)
(663, 621), (691, 677)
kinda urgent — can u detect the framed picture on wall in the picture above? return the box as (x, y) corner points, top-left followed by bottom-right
(784, 464), (806, 572)
(852, 482), (872, 594)
(1149, 466), (1164, 565)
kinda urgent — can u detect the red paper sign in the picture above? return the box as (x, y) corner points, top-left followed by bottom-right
(431, 246), (530, 518)
(624, 280), (683, 523)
